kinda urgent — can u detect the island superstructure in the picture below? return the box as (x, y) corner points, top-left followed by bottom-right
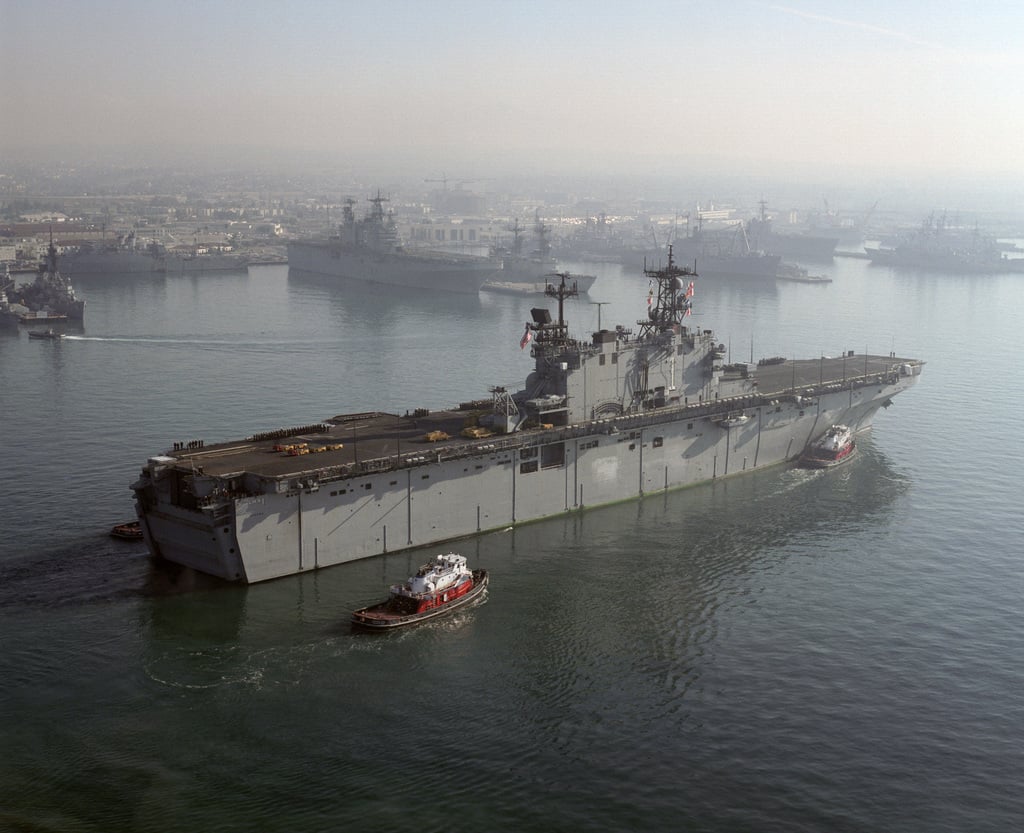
(132, 249), (923, 583)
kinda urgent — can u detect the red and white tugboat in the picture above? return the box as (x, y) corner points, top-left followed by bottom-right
(351, 553), (488, 630)
(800, 424), (856, 468)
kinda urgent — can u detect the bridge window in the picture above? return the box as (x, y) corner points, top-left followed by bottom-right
(520, 461), (538, 474)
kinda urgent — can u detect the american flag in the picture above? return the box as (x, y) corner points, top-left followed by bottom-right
(520, 324), (533, 350)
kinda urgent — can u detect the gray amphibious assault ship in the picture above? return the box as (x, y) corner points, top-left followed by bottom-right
(132, 249), (923, 583)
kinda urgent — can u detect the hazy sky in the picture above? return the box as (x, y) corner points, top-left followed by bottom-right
(3, 0), (1023, 181)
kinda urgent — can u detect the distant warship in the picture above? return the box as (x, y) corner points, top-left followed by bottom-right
(64, 231), (251, 277)
(484, 217), (598, 294)
(865, 213), (1024, 274)
(133, 248), (922, 583)
(670, 218), (781, 279)
(288, 194), (497, 293)
(12, 233), (85, 322)
(746, 200), (839, 260)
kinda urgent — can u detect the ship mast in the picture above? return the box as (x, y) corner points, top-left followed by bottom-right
(524, 271), (579, 351)
(541, 271), (578, 346)
(638, 244), (695, 338)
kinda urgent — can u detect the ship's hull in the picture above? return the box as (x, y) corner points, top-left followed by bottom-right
(64, 251), (250, 276)
(677, 252), (781, 279)
(135, 368), (919, 584)
(490, 257), (599, 293)
(62, 251), (166, 275)
(165, 254), (250, 273)
(287, 240), (495, 293)
(865, 247), (1024, 274)
(619, 248), (780, 279)
(754, 233), (838, 260)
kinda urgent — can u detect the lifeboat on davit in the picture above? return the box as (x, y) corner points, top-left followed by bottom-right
(351, 553), (488, 630)
(799, 424), (856, 469)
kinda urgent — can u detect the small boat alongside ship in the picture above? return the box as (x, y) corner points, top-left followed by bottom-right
(799, 424), (856, 468)
(352, 553), (488, 630)
(110, 520), (144, 540)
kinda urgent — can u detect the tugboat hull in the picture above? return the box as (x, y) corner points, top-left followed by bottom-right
(352, 570), (489, 630)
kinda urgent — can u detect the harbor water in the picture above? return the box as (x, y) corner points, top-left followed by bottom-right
(1, 253), (1023, 832)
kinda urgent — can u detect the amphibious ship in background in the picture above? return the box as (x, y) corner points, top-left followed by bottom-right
(131, 247), (923, 584)
(288, 194), (497, 293)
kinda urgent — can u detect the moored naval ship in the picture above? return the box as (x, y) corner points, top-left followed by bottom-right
(288, 194), (497, 293)
(865, 212), (1024, 274)
(64, 232), (251, 277)
(13, 234), (85, 322)
(132, 248), (923, 584)
(670, 221), (781, 279)
(483, 217), (598, 294)
(62, 231), (167, 275)
(746, 200), (839, 260)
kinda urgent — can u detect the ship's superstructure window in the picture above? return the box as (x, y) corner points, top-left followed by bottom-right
(600, 355), (606, 366)
(520, 447), (537, 460)
(612, 354), (618, 364)
(364, 483), (372, 490)
(653, 437), (664, 448)
(520, 461), (538, 474)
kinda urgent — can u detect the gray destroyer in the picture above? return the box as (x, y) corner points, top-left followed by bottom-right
(288, 194), (497, 293)
(132, 249), (923, 583)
